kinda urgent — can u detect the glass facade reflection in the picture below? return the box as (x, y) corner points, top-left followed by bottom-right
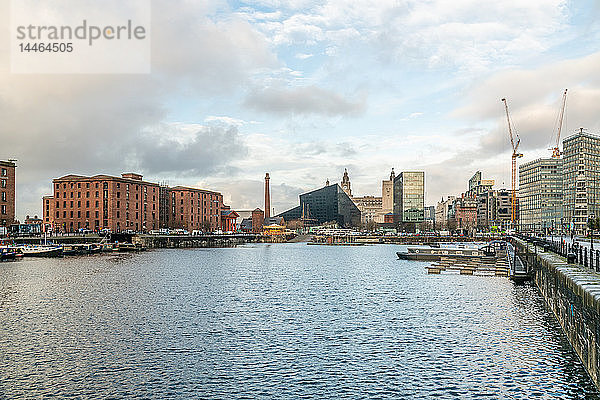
(393, 171), (425, 223)
(278, 184), (361, 227)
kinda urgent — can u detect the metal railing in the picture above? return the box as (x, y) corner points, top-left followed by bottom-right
(514, 234), (600, 272)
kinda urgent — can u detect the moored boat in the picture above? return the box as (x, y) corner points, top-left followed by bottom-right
(16, 245), (63, 258)
(1, 247), (22, 261)
(61, 243), (103, 256)
(397, 244), (498, 261)
(115, 243), (145, 252)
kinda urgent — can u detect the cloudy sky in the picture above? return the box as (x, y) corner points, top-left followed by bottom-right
(1, 0), (600, 219)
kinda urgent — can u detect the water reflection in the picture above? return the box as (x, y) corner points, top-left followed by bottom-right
(0, 244), (597, 399)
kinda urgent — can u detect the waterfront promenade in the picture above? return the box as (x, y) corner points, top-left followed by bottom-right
(513, 236), (600, 389)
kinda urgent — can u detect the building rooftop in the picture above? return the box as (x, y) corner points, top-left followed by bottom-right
(169, 185), (221, 195)
(54, 173), (159, 186)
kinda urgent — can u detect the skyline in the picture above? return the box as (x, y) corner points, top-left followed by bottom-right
(2, 0), (600, 219)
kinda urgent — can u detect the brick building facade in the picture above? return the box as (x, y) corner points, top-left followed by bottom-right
(42, 195), (54, 230)
(165, 186), (223, 232)
(0, 161), (16, 227)
(49, 173), (160, 233)
(43, 173), (224, 233)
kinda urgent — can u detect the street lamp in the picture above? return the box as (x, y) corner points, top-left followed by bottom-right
(591, 214), (595, 251)
(570, 219), (574, 243)
(560, 217), (564, 246)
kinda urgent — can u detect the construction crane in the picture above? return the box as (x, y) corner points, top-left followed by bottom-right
(501, 98), (523, 229)
(550, 89), (568, 158)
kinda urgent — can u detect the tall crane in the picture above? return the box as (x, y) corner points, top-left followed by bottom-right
(501, 98), (523, 229)
(551, 89), (568, 158)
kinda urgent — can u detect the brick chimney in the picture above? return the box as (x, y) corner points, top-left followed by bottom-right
(265, 173), (271, 219)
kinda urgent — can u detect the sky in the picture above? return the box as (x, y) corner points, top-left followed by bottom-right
(1, 0), (600, 220)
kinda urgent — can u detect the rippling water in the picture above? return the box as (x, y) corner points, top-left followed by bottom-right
(0, 243), (598, 399)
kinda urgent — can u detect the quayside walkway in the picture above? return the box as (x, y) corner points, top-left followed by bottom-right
(512, 236), (600, 389)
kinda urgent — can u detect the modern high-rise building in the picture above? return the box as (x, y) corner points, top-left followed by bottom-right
(278, 184), (361, 227)
(0, 160), (16, 227)
(518, 158), (563, 233)
(476, 189), (515, 231)
(466, 171), (494, 198)
(393, 171), (425, 224)
(563, 129), (600, 235)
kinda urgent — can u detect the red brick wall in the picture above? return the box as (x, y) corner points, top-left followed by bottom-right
(252, 209), (264, 233)
(44, 175), (223, 233)
(51, 176), (159, 233)
(42, 195), (54, 229)
(167, 187), (223, 232)
(0, 162), (16, 226)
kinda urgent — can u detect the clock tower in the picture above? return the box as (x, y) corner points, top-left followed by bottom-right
(341, 168), (352, 197)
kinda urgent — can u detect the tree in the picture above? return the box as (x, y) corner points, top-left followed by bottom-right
(366, 220), (377, 232)
(588, 217), (600, 233)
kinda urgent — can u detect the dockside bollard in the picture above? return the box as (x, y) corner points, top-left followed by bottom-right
(567, 252), (577, 264)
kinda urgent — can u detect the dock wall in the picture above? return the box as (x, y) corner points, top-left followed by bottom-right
(514, 239), (600, 388)
(132, 234), (261, 248)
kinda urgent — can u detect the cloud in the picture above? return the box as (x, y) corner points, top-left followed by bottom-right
(295, 53), (314, 60)
(0, 0), (597, 223)
(453, 51), (600, 156)
(204, 116), (256, 127)
(213, 179), (305, 213)
(244, 85), (366, 116)
(150, 1), (278, 93)
(132, 124), (248, 175)
(243, 0), (569, 73)
(0, 0), (277, 219)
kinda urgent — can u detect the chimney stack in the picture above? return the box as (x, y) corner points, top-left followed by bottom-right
(265, 173), (271, 219)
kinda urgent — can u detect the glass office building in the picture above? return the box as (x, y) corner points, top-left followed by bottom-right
(278, 184), (361, 227)
(518, 158), (563, 233)
(393, 171), (425, 223)
(563, 130), (600, 235)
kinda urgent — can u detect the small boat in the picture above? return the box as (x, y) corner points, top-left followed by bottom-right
(115, 243), (145, 252)
(61, 244), (103, 256)
(17, 245), (63, 258)
(0, 247), (20, 261)
(61, 245), (79, 256)
(397, 244), (497, 261)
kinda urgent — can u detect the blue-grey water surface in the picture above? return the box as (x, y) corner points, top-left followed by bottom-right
(0, 243), (598, 399)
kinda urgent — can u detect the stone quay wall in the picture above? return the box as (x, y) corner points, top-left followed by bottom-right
(515, 238), (600, 388)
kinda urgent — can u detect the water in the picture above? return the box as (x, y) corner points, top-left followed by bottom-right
(0, 243), (598, 399)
